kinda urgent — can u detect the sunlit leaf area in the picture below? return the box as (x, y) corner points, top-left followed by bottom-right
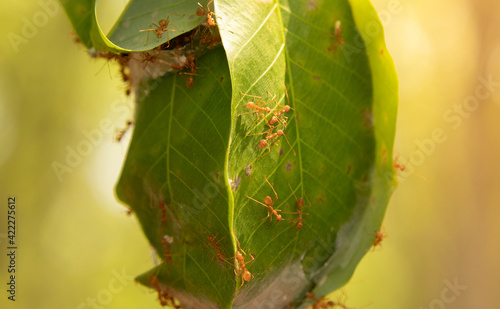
(1, 0), (500, 308)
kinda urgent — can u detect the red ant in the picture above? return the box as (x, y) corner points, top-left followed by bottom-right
(197, 0), (216, 27)
(148, 194), (171, 228)
(306, 292), (351, 309)
(207, 233), (227, 266)
(253, 131), (296, 161)
(393, 149), (407, 174)
(149, 274), (181, 308)
(140, 52), (161, 68)
(284, 181), (311, 229)
(200, 33), (222, 49)
(373, 229), (387, 249)
(150, 275), (170, 306)
(178, 54), (206, 88)
(255, 137), (280, 159)
(240, 89), (296, 158)
(114, 120), (133, 142)
(234, 239), (254, 291)
(157, 200), (169, 225)
(334, 20), (344, 45)
(139, 16), (176, 46)
(250, 128), (295, 159)
(161, 235), (174, 265)
(249, 127), (296, 159)
(393, 149), (427, 181)
(247, 175), (283, 226)
(393, 157), (406, 173)
(71, 31), (82, 45)
(238, 91), (272, 130)
(268, 91), (293, 129)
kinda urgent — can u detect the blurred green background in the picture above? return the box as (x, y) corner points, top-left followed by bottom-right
(1, 0), (499, 308)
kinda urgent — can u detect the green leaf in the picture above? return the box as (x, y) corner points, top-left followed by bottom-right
(107, 0), (209, 51)
(313, 0), (399, 296)
(216, 0), (397, 305)
(60, 0), (94, 48)
(60, 0), (212, 52)
(60, 0), (130, 52)
(117, 47), (236, 308)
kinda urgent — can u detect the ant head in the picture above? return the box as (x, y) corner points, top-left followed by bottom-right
(208, 17), (216, 27)
(159, 19), (167, 27)
(297, 197), (304, 207)
(276, 214), (282, 221)
(296, 222), (303, 228)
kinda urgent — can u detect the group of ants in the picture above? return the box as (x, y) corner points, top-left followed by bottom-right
(239, 88), (297, 160)
(141, 89), (398, 307)
(104, 3), (398, 307)
(123, 85), (400, 307)
(88, 0), (221, 112)
(92, 0), (349, 147)
(138, 0), (221, 88)
(87, 1), (222, 144)
(142, 171), (388, 309)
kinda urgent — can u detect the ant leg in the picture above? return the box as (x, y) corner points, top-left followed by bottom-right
(255, 144), (271, 161)
(207, 0), (214, 11)
(243, 111), (268, 134)
(239, 91), (265, 102)
(139, 29), (154, 46)
(303, 192), (312, 210)
(241, 253), (255, 267)
(280, 130), (296, 156)
(245, 126), (273, 138)
(264, 176), (278, 203)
